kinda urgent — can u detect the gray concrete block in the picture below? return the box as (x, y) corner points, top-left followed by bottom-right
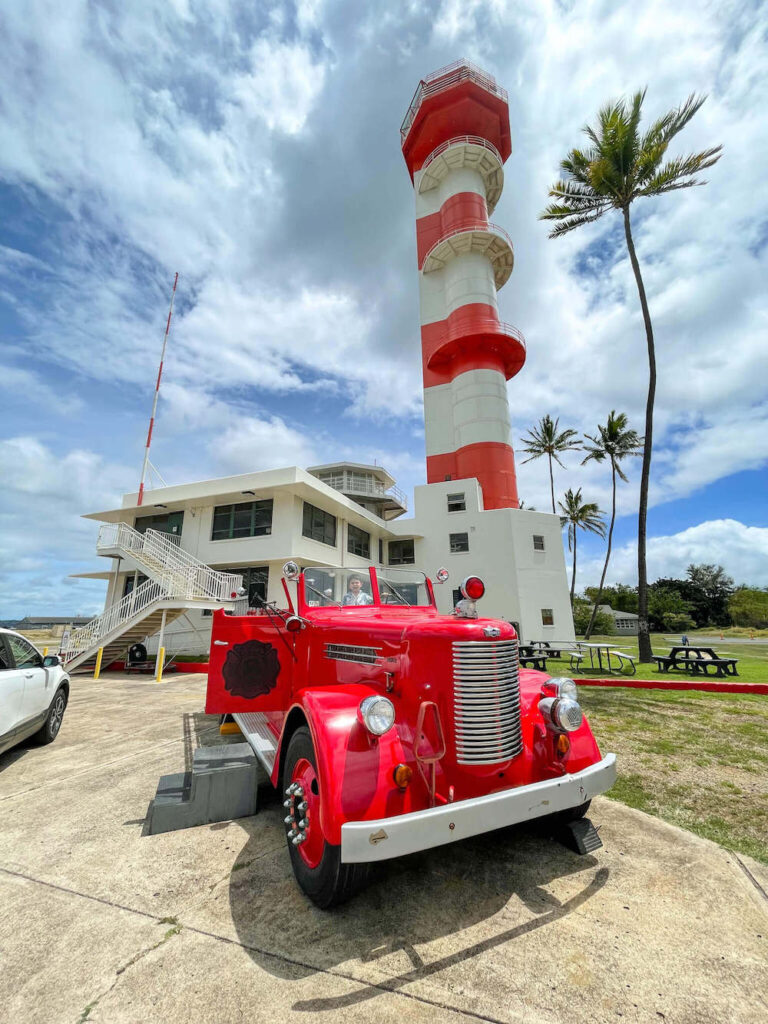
(147, 743), (259, 835)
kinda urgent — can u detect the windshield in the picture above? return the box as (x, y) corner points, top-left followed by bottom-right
(303, 568), (375, 608)
(377, 567), (431, 606)
(301, 567), (432, 608)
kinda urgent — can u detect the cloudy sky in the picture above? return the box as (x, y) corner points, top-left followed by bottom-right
(1, 0), (766, 617)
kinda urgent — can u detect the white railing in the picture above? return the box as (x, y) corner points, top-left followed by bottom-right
(422, 221), (514, 268)
(401, 60), (507, 140)
(420, 135), (502, 175)
(61, 576), (170, 663)
(97, 523), (242, 602)
(316, 473), (408, 510)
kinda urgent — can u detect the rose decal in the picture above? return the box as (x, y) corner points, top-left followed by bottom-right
(222, 640), (281, 699)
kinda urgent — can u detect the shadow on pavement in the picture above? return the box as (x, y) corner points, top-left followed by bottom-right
(227, 787), (609, 1013)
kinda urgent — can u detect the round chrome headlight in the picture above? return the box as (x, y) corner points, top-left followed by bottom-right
(359, 696), (395, 736)
(554, 677), (578, 700)
(552, 697), (583, 733)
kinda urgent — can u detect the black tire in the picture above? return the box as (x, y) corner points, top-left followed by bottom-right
(551, 799), (591, 824)
(282, 726), (369, 908)
(128, 643), (147, 665)
(35, 687), (68, 745)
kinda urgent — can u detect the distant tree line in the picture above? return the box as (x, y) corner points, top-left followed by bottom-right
(578, 564), (768, 631)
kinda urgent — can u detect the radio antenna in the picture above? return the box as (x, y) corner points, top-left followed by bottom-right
(137, 272), (178, 506)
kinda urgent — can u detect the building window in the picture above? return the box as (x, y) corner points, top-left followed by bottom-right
(347, 524), (370, 558)
(450, 532), (469, 553)
(533, 534), (545, 551)
(378, 538), (384, 564)
(302, 502), (337, 547)
(211, 500), (272, 541)
(541, 608), (554, 626)
(388, 539), (415, 565)
(447, 492), (466, 512)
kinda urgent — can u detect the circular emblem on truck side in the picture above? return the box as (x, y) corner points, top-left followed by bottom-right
(222, 640), (280, 699)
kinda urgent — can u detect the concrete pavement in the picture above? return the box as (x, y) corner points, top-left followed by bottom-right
(0, 672), (766, 1024)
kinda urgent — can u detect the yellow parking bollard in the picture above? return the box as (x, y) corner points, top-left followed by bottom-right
(156, 647), (165, 683)
(94, 647), (104, 680)
(43, 647), (49, 657)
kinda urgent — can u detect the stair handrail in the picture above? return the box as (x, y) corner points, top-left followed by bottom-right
(96, 523), (242, 601)
(61, 576), (170, 664)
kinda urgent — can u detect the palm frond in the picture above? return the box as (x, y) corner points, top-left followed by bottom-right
(546, 209), (608, 237)
(638, 146), (723, 195)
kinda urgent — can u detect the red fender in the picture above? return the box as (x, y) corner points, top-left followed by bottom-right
(287, 685), (419, 846)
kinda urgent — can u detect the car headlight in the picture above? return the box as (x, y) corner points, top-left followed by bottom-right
(359, 695), (395, 736)
(539, 696), (583, 733)
(554, 677), (578, 700)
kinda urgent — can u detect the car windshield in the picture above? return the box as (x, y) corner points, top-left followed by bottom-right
(376, 568), (432, 607)
(303, 568), (375, 608)
(301, 567), (432, 608)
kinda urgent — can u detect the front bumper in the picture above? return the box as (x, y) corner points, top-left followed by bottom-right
(340, 753), (617, 863)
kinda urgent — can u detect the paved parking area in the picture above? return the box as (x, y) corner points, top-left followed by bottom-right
(1, 673), (766, 1024)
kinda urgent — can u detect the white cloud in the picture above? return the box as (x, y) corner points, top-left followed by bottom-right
(577, 519), (768, 589)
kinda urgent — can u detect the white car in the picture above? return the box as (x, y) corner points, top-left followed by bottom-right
(0, 628), (70, 757)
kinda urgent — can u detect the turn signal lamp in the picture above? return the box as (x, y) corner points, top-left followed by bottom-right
(393, 764), (412, 789)
(461, 576), (485, 600)
(556, 734), (570, 756)
(285, 616), (304, 633)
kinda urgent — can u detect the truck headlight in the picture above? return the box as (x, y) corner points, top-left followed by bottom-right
(539, 696), (583, 733)
(541, 677), (578, 701)
(359, 696), (395, 736)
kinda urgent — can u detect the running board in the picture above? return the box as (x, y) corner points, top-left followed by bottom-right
(233, 712), (278, 775)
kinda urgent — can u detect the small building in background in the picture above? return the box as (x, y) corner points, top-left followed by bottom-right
(599, 605), (639, 635)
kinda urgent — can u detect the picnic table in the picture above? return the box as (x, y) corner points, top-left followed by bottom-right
(575, 642), (636, 674)
(518, 645), (549, 671)
(653, 646), (739, 678)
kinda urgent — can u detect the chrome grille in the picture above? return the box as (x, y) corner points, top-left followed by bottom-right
(452, 640), (523, 765)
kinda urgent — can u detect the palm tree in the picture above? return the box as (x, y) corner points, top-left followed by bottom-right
(558, 488), (606, 607)
(581, 411), (643, 639)
(520, 414), (581, 513)
(541, 91), (721, 661)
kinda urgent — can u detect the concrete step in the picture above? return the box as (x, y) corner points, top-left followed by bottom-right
(146, 743), (264, 835)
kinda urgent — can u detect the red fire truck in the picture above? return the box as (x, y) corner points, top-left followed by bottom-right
(206, 563), (616, 907)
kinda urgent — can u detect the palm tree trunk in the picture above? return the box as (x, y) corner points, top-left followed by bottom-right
(623, 205), (655, 663)
(570, 527), (577, 607)
(585, 460), (616, 640)
(548, 453), (555, 513)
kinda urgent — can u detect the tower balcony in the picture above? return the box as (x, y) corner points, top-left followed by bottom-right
(425, 312), (526, 381)
(418, 136), (505, 213)
(401, 59), (512, 177)
(421, 223), (515, 290)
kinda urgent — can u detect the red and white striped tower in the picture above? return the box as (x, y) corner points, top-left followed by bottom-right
(401, 61), (525, 510)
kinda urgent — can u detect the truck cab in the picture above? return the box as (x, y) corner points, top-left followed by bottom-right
(206, 563), (615, 907)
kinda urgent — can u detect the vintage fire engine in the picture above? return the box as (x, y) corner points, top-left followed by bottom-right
(206, 563), (616, 907)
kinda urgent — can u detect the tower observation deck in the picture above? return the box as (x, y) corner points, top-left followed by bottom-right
(401, 60), (525, 510)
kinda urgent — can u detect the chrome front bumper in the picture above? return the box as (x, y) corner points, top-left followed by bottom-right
(340, 753), (617, 863)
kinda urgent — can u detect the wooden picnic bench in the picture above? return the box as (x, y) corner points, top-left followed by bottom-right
(519, 655), (548, 671)
(653, 646), (738, 678)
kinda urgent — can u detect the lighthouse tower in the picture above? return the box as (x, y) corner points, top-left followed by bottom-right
(401, 61), (525, 510)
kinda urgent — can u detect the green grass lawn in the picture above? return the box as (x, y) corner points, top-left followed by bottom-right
(578, 685), (768, 864)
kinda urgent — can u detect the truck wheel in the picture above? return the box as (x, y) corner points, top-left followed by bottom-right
(282, 726), (369, 909)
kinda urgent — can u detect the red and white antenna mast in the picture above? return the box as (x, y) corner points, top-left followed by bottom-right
(137, 272), (178, 506)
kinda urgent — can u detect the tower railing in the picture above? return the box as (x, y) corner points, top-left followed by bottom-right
(401, 60), (508, 140)
(419, 135), (502, 174)
(421, 221), (515, 267)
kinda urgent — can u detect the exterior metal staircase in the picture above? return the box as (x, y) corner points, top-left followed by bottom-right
(62, 523), (242, 674)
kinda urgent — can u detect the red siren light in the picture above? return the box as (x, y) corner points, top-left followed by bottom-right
(461, 576), (485, 600)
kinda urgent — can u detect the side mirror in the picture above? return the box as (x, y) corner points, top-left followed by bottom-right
(43, 655), (61, 667)
(435, 567), (449, 584)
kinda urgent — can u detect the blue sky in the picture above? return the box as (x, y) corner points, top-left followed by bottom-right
(1, 0), (767, 618)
